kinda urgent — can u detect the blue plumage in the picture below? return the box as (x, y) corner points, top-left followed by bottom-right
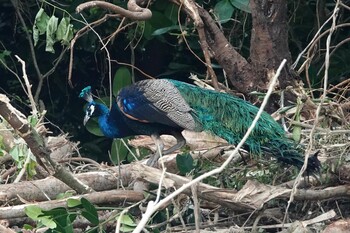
(80, 79), (320, 171)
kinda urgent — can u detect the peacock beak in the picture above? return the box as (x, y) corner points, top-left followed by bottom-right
(83, 114), (90, 125)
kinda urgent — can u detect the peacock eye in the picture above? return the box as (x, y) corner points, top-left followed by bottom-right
(87, 105), (95, 117)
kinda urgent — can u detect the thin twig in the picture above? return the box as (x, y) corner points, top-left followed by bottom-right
(191, 183), (200, 233)
(284, 1), (340, 224)
(79, 14), (113, 109)
(15, 55), (38, 117)
(13, 149), (32, 183)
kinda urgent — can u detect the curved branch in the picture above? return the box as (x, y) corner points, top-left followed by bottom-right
(76, 1), (152, 21)
(196, 7), (256, 93)
(0, 94), (93, 194)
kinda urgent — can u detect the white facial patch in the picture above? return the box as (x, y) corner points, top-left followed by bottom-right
(87, 105), (95, 117)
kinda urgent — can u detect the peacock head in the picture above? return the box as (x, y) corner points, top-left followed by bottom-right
(79, 86), (96, 125)
(79, 86), (110, 125)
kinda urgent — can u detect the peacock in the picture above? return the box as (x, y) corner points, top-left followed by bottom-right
(79, 79), (320, 172)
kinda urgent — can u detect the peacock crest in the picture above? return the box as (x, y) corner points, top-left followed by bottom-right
(79, 86), (94, 103)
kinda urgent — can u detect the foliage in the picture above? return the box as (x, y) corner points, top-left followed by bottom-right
(0, 0), (349, 231)
(24, 197), (138, 232)
(1, 0), (348, 162)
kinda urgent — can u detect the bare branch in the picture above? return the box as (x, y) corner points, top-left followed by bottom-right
(0, 94), (93, 194)
(76, 1), (152, 21)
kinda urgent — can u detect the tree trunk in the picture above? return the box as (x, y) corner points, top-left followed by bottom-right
(196, 0), (299, 111)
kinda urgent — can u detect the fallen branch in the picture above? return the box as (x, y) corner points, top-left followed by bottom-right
(130, 164), (350, 210)
(0, 169), (132, 205)
(0, 190), (143, 219)
(0, 94), (93, 194)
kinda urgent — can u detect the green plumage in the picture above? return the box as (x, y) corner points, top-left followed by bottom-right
(169, 80), (303, 167)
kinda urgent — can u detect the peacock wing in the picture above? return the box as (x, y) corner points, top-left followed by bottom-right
(117, 79), (200, 131)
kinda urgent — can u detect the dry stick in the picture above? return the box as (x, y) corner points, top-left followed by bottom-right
(183, 0), (219, 89)
(0, 59), (27, 100)
(291, 11), (335, 70)
(191, 183), (200, 233)
(340, 1), (350, 11)
(317, 36), (350, 76)
(15, 56), (38, 117)
(176, 1), (219, 89)
(283, 2), (340, 224)
(295, 23), (350, 75)
(115, 201), (143, 232)
(0, 94), (94, 194)
(110, 59), (154, 80)
(132, 59), (287, 233)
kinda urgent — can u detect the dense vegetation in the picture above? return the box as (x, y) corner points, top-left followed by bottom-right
(0, 0), (350, 232)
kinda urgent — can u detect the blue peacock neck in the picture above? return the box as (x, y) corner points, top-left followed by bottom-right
(95, 102), (134, 138)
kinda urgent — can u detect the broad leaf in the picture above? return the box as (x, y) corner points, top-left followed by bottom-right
(25, 205), (43, 220)
(113, 67), (132, 96)
(176, 153), (194, 175)
(111, 138), (129, 164)
(81, 198), (99, 225)
(33, 8), (49, 46)
(230, 0), (251, 13)
(67, 198), (82, 208)
(214, 0), (234, 23)
(152, 25), (181, 36)
(85, 118), (104, 136)
(46, 15), (58, 53)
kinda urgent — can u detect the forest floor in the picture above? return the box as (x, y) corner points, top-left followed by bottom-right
(0, 81), (350, 233)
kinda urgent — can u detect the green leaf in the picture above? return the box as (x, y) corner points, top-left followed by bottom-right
(81, 198), (99, 225)
(85, 118), (104, 136)
(25, 205), (43, 220)
(28, 115), (39, 127)
(26, 159), (37, 177)
(56, 191), (74, 200)
(63, 24), (74, 45)
(56, 17), (74, 45)
(35, 8), (50, 34)
(61, 215), (75, 233)
(152, 25), (181, 36)
(0, 50), (11, 67)
(230, 0), (251, 13)
(67, 198), (82, 207)
(143, 11), (172, 39)
(164, 4), (179, 23)
(42, 207), (67, 216)
(111, 138), (129, 164)
(214, 0), (235, 23)
(49, 209), (74, 233)
(120, 224), (136, 232)
(113, 67), (132, 96)
(40, 216), (57, 229)
(119, 214), (137, 226)
(33, 8), (50, 46)
(292, 98), (303, 143)
(292, 103), (302, 143)
(176, 153), (194, 175)
(33, 27), (39, 47)
(46, 15), (59, 53)
(9, 146), (20, 162)
(23, 224), (34, 230)
(56, 17), (69, 41)
(25, 205), (57, 229)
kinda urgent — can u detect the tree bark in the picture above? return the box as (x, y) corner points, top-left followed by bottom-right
(250, 0), (295, 88)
